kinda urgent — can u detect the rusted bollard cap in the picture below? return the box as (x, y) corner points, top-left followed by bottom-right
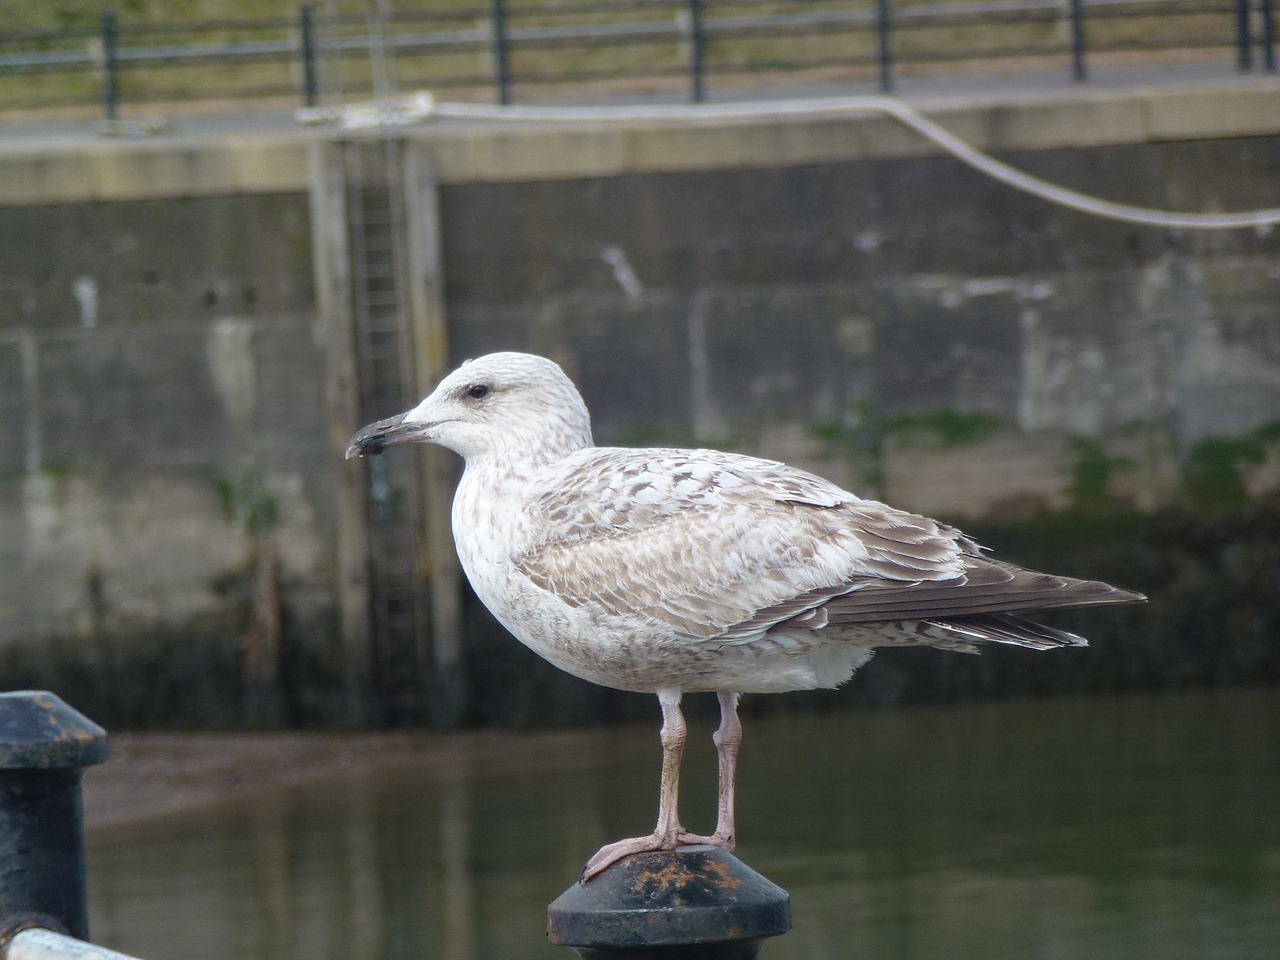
(0, 692), (108, 770)
(548, 846), (790, 950)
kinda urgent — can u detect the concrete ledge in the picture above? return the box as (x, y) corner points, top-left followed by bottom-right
(0, 77), (1277, 204)
(0, 137), (314, 205)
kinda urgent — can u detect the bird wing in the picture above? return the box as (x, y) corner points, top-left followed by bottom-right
(514, 447), (978, 643)
(738, 557), (1141, 634)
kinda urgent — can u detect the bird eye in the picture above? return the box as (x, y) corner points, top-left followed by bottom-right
(465, 383), (491, 400)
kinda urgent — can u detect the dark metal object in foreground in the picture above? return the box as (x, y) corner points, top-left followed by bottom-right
(548, 846), (790, 959)
(0, 691), (108, 947)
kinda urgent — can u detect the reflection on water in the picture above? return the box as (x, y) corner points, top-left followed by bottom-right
(87, 688), (1280, 960)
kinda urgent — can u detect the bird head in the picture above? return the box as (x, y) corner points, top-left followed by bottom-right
(344, 352), (594, 464)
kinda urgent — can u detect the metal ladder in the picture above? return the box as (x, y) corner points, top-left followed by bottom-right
(345, 137), (430, 722)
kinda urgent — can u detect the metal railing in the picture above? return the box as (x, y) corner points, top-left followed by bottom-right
(0, 0), (1275, 118)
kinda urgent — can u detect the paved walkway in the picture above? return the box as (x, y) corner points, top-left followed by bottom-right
(0, 55), (1275, 151)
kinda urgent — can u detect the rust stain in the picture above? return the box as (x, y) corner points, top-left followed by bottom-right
(702, 856), (743, 889)
(631, 857), (693, 896)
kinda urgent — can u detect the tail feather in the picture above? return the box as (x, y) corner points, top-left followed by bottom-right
(925, 612), (1088, 651)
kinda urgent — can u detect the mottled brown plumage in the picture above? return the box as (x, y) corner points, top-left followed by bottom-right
(346, 352), (1144, 880)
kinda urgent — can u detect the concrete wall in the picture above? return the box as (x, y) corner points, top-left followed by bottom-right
(1, 79), (1278, 665)
(438, 128), (1280, 514)
(0, 193), (331, 647)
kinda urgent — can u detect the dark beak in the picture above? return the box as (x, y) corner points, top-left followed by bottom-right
(345, 412), (422, 459)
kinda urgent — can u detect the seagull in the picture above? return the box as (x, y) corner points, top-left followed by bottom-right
(346, 351), (1144, 880)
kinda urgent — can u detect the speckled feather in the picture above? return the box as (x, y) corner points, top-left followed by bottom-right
(350, 352), (1143, 695)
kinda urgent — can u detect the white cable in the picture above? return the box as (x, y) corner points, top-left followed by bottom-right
(428, 94), (1280, 231)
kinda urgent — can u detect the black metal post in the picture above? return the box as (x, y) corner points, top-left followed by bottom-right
(1235, 0), (1254, 70)
(0, 692), (108, 946)
(491, 0), (511, 105)
(100, 10), (119, 120)
(299, 4), (319, 107)
(548, 847), (790, 959)
(1262, 0), (1276, 70)
(1069, 0), (1087, 81)
(688, 0), (706, 104)
(874, 0), (893, 93)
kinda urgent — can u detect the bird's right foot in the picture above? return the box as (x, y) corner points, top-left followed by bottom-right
(581, 832), (678, 881)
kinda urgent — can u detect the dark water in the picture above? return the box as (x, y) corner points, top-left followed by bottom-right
(87, 687), (1280, 960)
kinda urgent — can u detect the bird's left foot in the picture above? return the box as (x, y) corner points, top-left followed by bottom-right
(581, 830), (735, 882)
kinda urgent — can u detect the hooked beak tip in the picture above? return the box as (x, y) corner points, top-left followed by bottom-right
(345, 412), (411, 460)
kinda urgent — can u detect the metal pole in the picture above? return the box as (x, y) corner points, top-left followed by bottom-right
(548, 847), (790, 959)
(688, 0), (706, 104)
(1235, 0), (1254, 70)
(1262, 0), (1276, 70)
(0, 692), (108, 946)
(99, 11), (119, 120)
(875, 0), (893, 93)
(1069, 0), (1087, 82)
(299, 4), (319, 107)
(490, 0), (511, 105)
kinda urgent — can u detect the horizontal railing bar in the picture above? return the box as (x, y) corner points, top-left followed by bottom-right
(321, 28), (487, 54)
(113, 39), (298, 63)
(506, 62), (693, 84)
(0, 49), (99, 70)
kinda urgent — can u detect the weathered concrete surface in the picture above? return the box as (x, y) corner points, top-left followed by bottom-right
(0, 79), (1278, 695)
(1, 79), (1280, 200)
(438, 136), (1280, 450)
(0, 191), (329, 647)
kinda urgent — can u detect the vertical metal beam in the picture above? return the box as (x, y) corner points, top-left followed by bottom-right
(1262, 0), (1276, 70)
(299, 3), (319, 107)
(402, 141), (467, 728)
(99, 11), (119, 120)
(875, 0), (894, 94)
(1236, 0), (1254, 70)
(308, 141), (374, 725)
(688, 0), (706, 104)
(491, 0), (511, 105)
(1069, 0), (1087, 82)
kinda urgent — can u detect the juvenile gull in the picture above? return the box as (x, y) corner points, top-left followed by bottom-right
(346, 352), (1144, 879)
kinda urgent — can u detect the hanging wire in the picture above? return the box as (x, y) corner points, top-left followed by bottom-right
(423, 95), (1280, 231)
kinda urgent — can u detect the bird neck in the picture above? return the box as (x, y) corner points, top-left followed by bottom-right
(464, 428), (590, 481)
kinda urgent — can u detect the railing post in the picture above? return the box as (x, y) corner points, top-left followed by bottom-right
(1069, 0), (1087, 81)
(0, 692), (108, 947)
(875, 0), (893, 93)
(1235, 0), (1254, 69)
(299, 3), (319, 107)
(548, 847), (790, 959)
(490, 0), (511, 105)
(1262, 0), (1276, 70)
(99, 10), (119, 120)
(688, 0), (706, 104)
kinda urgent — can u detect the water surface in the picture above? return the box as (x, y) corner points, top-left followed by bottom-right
(87, 687), (1280, 960)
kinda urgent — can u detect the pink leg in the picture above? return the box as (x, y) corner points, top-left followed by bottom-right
(677, 691), (740, 849)
(582, 691), (688, 880)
